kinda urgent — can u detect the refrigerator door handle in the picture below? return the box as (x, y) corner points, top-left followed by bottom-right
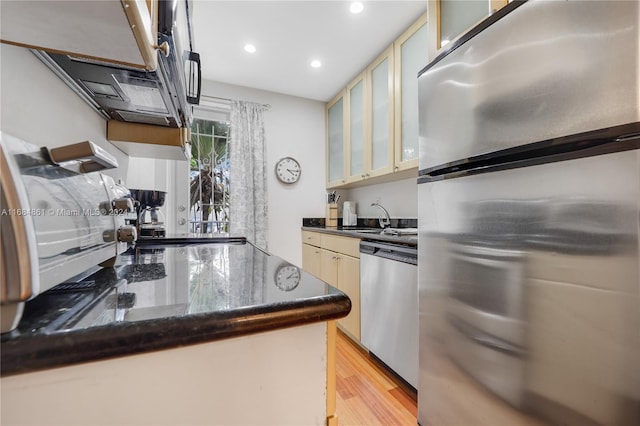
(418, 123), (640, 183)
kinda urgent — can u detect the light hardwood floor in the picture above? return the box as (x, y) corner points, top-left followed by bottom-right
(335, 330), (418, 426)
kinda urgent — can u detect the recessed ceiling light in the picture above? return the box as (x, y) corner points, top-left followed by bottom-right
(244, 44), (256, 53)
(350, 2), (364, 14)
(310, 60), (322, 68)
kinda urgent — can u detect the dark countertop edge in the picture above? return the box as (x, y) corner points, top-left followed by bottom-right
(301, 226), (417, 247)
(135, 236), (247, 245)
(0, 293), (351, 377)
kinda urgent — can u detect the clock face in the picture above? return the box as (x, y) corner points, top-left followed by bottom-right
(275, 157), (301, 184)
(275, 264), (301, 291)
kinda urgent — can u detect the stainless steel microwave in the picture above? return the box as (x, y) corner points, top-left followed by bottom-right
(32, 0), (201, 129)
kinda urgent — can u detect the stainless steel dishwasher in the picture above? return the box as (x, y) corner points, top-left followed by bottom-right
(360, 240), (418, 389)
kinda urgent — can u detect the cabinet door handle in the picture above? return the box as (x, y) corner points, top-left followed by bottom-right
(155, 41), (170, 57)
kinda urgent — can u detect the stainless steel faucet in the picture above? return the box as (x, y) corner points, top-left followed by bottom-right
(371, 203), (391, 228)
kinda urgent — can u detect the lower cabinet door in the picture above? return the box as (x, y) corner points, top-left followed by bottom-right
(337, 254), (360, 340)
(320, 249), (339, 287)
(302, 243), (321, 278)
(310, 244), (361, 342)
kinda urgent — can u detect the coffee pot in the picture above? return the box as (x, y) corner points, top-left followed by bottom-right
(129, 189), (167, 238)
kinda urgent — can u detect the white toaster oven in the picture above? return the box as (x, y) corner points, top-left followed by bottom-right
(1, 132), (136, 332)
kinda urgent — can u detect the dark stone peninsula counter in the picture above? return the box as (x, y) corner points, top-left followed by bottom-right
(1, 238), (351, 377)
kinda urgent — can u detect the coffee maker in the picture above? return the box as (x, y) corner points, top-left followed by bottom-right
(129, 189), (167, 238)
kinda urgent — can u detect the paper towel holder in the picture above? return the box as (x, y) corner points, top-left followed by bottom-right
(343, 201), (357, 226)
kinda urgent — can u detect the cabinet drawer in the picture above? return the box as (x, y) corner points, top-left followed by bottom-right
(302, 231), (321, 247)
(320, 234), (360, 258)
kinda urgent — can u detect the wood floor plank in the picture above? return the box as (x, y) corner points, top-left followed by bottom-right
(336, 334), (396, 391)
(336, 370), (357, 400)
(389, 388), (418, 417)
(335, 331), (417, 426)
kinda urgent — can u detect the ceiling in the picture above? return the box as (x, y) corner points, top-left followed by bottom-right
(192, 1), (428, 102)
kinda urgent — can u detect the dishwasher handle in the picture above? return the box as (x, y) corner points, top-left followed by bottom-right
(360, 241), (417, 265)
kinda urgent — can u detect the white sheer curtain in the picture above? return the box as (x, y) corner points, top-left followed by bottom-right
(229, 100), (268, 249)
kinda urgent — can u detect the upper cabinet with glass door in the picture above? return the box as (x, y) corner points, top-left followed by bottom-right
(366, 46), (395, 179)
(346, 72), (368, 184)
(394, 13), (428, 171)
(326, 90), (347, 188)
(325, 12), (430, 189)
(436, 0), (508, 51)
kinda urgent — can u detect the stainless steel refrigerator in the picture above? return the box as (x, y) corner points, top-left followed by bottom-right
(417, 1), (639, 425)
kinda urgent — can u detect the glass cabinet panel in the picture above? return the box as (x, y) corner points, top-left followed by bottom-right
(439, 0), (490, 48)
(327, 95), (345, 185)
(349, 79), (365, 178)
(371, 58), (389, 170)
(370, 52), (393, 174)
(396, 17), (427, 168)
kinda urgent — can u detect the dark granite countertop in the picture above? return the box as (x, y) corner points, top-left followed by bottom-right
(1, 239), (350, 376)
(301, 224), (418, 247)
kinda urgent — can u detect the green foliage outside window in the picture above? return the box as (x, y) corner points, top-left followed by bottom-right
(190, 119), (230, 234)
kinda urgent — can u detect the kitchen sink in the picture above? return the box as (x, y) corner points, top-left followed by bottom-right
(341, 228), (419, 236)
(382, 228), (418, 236)
(342, 228), (383, 234)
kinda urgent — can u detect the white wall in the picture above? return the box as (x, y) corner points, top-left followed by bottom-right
(0, 44), (129, 181)
(339, 177), (418, 220)
(200, 80), (327, 266)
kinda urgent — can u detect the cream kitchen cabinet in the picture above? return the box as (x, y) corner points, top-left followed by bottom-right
(302, 231), (361, 341)
(326, 45), (400, 189)
(302, 243), (322, 279)
(320, 249), (360, 341)
(1, 0), (159, 71)
(345, 63), (394, 185)
(326, 14), (428, 189)
(394, 13), (428, 171)
(342, 54), (395, 186)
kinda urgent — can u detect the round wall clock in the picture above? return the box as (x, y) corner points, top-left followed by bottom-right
(274, 264), (301, 291)
(275, 157), (301, 184)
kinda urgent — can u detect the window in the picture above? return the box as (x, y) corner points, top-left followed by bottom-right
(189, 118), (230, 234)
